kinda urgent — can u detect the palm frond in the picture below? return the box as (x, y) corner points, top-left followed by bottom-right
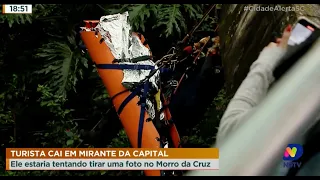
(153, 4), (186, 37)
(183, 4), (202, 20)
(125, 4), (158, 32)
(0, 13), (32, 28)
(117, 4), (204, 37)
(35, 32), (88, 97)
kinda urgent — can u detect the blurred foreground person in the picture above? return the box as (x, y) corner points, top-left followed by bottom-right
(216, 25), (320, 176)
(216, 25), (293, 143)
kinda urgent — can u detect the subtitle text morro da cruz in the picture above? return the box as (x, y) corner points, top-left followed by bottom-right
(9, 149), (169, 158)
(244, 5), (304, 12)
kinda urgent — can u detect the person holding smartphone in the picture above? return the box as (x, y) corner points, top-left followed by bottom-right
(216, 25), (293, 145)
(216, 21), (320, 176)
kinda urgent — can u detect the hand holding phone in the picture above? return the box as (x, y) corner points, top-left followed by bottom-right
(288, 17), (320, 46)
(273, 17), (320, 80)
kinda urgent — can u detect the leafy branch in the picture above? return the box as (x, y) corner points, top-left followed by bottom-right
(35, 32), (88, 96)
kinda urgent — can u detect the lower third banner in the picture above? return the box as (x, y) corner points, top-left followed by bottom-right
(6, 148), (219, 170)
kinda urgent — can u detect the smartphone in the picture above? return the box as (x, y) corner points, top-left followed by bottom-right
(288, 17), (320, 46)
(273, 17), (320, 80)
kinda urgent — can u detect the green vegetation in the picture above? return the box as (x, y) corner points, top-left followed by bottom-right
(183, 89), (231, 147)
(0, 4), (227, 176)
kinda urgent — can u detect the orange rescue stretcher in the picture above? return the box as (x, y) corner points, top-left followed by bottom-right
(80, 20), (181, 176)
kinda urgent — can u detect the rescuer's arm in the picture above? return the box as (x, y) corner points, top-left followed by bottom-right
(215, 46), (286, 146)
(215, 25), (292, 146)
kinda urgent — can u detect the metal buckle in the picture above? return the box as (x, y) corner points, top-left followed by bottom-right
(168, 80), (178, 87)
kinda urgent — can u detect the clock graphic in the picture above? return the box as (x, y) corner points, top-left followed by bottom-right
(2, 4), (32, 14)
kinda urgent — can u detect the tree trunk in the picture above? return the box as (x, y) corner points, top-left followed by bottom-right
(219, 4), (320, 95)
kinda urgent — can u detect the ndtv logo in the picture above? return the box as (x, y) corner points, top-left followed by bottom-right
(283, 144), (303, 168)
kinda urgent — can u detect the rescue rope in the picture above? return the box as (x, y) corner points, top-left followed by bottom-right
(166, 4), (216, 55)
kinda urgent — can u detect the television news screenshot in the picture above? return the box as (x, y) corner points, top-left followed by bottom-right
(1, 3), (320, 176)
